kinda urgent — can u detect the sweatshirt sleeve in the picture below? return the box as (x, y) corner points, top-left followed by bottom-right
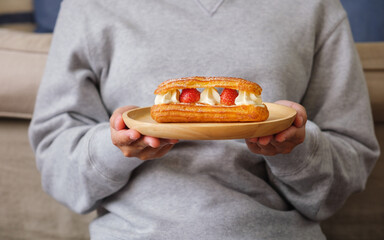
(264, 17), (380, 221)
(28, 0), (143, 214)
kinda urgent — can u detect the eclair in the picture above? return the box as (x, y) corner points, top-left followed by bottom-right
(150, 76), (269, 123)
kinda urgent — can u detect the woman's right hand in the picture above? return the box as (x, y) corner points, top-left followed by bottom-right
(110, 106), (178, 160)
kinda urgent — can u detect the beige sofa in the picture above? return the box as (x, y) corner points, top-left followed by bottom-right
(0, 26), (95, 240)
(1, 6), (383, 240)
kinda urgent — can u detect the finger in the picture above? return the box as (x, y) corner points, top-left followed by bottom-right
(114, 114), (126, 131)
(118, 137), (154, 158)
(245, 139), (262, 153)
(274, 125), (305, 145)
(246, 139), (278, 156)
(274, 126), (296, 143)
(275, 100), (307, 128)
(258, 135), (273, 146)
(137, 143), (175, 161)
(110, 105), (139, 130)
(142, 136), (162, 148)
(152, 144), (175, 159)
(125, 129), (141, 141)
(256, 141), (278, 156)
(269, 139), (296, 154)
(247, 137), (258, 143)
(119, 144), (148, 158)
(293, 109), (306, 128)
(142, 136), (179, 149)
(112, 129), (141, 146)
(167, 139), (179, 144)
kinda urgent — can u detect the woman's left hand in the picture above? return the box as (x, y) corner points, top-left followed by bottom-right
(245, 100), (307, 156)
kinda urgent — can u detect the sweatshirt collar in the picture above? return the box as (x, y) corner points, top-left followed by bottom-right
(194, 0), (225, 16)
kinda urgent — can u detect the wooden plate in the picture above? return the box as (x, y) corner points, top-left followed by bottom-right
(122, 103), (296, 140)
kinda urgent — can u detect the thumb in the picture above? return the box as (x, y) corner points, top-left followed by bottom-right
(114, 114), (126, 131)
(275, 100), (307, 128)
(110, 105), (139, 130)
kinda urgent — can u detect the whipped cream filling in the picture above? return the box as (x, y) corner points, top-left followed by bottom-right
(199, 87), (220, 105)
(155, 89), (180, 104)
(235, 91), (262, 106)
(155, 88), (264, 106)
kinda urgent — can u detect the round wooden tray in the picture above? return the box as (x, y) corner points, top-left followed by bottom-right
(122, 102), (296, 140)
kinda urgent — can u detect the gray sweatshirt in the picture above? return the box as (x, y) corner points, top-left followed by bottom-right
(29, 0), (380, 239)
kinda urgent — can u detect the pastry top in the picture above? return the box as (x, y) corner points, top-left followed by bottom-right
(154, 76), (262, 95)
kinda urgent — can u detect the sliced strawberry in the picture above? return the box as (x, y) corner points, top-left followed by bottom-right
(220, 88), (238, 105)
(179, 88), (200, 103)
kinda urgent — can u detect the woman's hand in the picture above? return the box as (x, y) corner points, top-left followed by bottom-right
(110, 106), (178, 160)
(245, 100), (307, 156)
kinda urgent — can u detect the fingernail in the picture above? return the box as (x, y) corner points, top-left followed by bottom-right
(299, 116), (304, 126)
(126, 132), (138, 140)
(169, 139), (179, 144)
(132, 135), (140, 141)
(150, 143), (157, 148)
(114, 116), (121, 130)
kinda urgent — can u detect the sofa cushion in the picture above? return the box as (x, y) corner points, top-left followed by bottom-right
(33, 0), (63, 33)
(0, 29), (51, 119)
(0, 0), (33, 14)
(0, 0), (35, 32)
(356, 42), (384, 123)
(0, 119), (95, 240)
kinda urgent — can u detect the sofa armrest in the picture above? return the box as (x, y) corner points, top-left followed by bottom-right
(0, 29), (51, 119)
(356, 42), (384, 123)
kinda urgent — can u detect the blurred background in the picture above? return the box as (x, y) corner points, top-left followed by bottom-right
(0, 0), (383, 41)
(341, 0), (384, 42)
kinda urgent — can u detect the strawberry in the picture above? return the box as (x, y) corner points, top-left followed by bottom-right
(179, 88), (200, 103)
(220, 88), (238, 105)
